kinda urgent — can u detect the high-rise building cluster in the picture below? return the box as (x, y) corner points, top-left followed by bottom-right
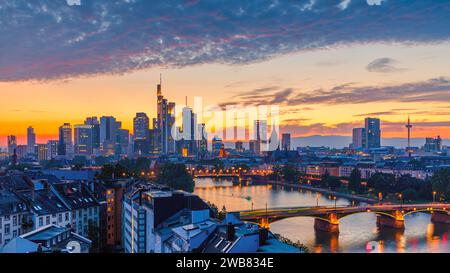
(351, 117), (381, 150)
(4, 78), (288, 162)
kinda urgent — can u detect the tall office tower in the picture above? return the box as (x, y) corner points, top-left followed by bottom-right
(351, 128), (366, 149)
(27, 126), (36, 154)
(181, 105), (198, 155)
(58, 123), (73, 156)
(35, 144), (48, 161)
(254, 120), (268, 142)
(249, 139), (261, 155)
(74, 124), (95, 155)
(155, 76), (176, 155)
(84, 117), (100, 149)
(7, 135), (17, 155)
(133, 113), (150, 155)
(424, 136), (442, 152)
(281, 133), (291, 151)
(46, 140), (58, 160)
(198, 123), (207, 159)
(100, 116), (119, 155)
(167, 102), (176, 154)
(117, 129), (130, 155)
(364, 117), (381, 149)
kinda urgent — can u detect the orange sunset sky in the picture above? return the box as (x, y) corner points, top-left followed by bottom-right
(1, 1), (450, 146)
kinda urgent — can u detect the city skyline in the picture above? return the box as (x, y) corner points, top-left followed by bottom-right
(1, 1), (450, 145)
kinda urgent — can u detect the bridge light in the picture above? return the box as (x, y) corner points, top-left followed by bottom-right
(367, 209), (371, 212)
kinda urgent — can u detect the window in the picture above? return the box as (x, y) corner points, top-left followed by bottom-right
(39, 217), (43, 227)
(0, 217), (2, 227)
(0, 233), (2, 244)
(46, 216), (50, 225)
(58, 214), (62, 223)
(13, 230), (17, 237)
(4, 215), (10, 221)
(13, 216), (17, 226)
(65, 212), (69, 221)
(5, 224), (10, 235)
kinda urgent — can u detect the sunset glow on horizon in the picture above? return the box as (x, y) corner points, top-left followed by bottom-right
(1, 1), (450, 147)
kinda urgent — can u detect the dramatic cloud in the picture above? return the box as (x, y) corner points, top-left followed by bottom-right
(221, 77), (450, 108)
(290, 77), (450, 105)
(0, 0), (449, 81)
(366, 57), (404, 73)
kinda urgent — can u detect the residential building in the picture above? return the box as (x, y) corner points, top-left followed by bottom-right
(0, 189), (29, 248)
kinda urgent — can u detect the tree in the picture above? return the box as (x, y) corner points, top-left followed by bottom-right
(348, 168), (362, 193)
(98, 163), (130, 179)
(207, 202), (219, 219)
(270, 165), (283, 181)
(326, 176), (341, 191)
(368, 173), (394, 197)
(282, 164), (299, 183)
(402, 188), (418, 202)
(156, 163), (195, 192)
(431, 168), (450, 201)
(319, 171), (330, 187)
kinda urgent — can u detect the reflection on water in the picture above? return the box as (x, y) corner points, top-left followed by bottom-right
(194, 177), (450, 253)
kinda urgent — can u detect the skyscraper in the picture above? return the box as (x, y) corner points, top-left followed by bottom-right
(7, 135), (17, 155)
(352, 128), (366, 149)
(27, 126), (36, 154)
(133, 112), (150, 155)
(85, 117), (100, 150)
(281, 133), (291, 151)
(35, 144), (48, 161)
(46, 140), (58, 160)
(254, 120), (268, 142)
(155, 76), (175, 154)
(364, 118), (381, 149)
(74, 124), (95, 155)
(58, 123), (73, 156)
(100, 116), (120, 155)
(117, 129), (130, 155)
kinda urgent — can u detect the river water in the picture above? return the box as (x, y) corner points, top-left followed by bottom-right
(194, 177), (450, 253)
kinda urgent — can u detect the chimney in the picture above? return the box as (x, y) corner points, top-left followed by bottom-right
(226, 222), (235, 241)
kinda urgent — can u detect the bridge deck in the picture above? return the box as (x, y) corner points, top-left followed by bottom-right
(237, 203), (450, 220)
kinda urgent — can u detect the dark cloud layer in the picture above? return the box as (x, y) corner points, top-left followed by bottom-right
(1, 0), (449, 81)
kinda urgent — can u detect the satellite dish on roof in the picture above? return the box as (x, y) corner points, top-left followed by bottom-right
(66, 241), (81, 253)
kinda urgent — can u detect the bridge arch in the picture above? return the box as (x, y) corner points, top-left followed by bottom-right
(403, 208), (449, 217)
(338, 210), (400, 221)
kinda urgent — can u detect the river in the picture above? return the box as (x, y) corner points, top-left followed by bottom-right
(194, 177), (450, 253)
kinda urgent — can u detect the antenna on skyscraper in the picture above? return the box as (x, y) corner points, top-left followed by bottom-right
(186, 96), (188, 107)
(160, 73), (162, 86)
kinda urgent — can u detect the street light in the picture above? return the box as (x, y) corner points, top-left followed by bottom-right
(433, 191), (437, 203)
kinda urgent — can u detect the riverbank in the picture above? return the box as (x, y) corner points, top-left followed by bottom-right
(268, 181), (378, 204)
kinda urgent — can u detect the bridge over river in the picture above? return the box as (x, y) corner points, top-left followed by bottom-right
(236, 203), (450, 233)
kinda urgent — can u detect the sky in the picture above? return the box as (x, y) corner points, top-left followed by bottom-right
(1, 0), (450, 146)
